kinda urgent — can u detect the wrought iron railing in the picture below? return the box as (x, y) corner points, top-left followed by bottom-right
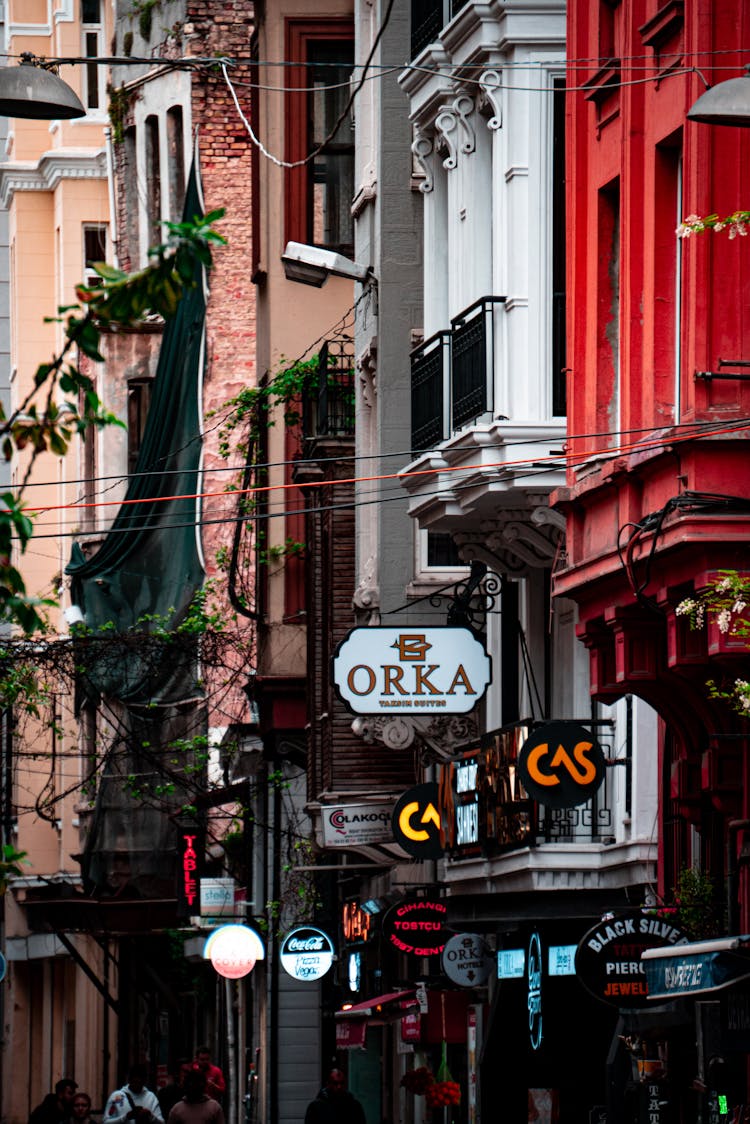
(410, 0), (469, 58)
(451, 296), (506, 431)
(411, 330), (451, 453)
(303, 337), (355, 440)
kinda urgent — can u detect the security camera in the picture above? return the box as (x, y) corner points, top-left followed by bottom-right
(281, 241), (371, 287)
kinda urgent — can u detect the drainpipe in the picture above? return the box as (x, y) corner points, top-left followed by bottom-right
(104, 127), (119, 267)
(726, 820), (750, 935)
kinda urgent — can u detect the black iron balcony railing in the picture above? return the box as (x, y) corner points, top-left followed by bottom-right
(303, 337), (355, 440)
(451, 295), (506, 431)
(411, 330), (451, 454)
(410, 0), (470, 59)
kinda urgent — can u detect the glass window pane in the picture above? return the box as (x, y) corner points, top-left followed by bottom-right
(307, 40), (354, 252)
(82, 0), (101, 24)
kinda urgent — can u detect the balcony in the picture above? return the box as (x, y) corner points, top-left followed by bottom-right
(410, 0), (470, 59)
(411, 296), (505, 454)
(302, 337), (355, 441)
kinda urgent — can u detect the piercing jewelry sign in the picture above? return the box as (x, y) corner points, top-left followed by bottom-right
(332, 627), (491, 716)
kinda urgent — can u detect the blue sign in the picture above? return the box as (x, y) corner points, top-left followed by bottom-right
(497, 948), (525, 979)
(0, 951), (7, 983)
(548, 944), (577, 976)
(528, 932), (543, 1051)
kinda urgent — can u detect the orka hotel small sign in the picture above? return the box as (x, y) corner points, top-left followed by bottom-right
(333, 627), (491, 715)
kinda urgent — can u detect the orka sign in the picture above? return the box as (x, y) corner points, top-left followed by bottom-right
(575, 911), (690, 1008)
(383, 896), (448, 957)
(332, 627), (491, 715)
(517, 721), (606, 809)
(392, 783), (443, 859)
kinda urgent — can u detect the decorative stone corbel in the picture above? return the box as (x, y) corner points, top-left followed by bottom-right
(434, 108), (459, 169)
(452, 94), (476, 154)
(478, 69), (503, 130)
(351, 713), (480, 756)
(411, 128), (435, 194)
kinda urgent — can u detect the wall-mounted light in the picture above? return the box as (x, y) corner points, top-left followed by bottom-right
(281, 241), (372, 288)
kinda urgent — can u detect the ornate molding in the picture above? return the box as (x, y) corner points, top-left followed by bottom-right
(452, 95), (476, 154)
(411, 128), (434, 193)
(434, 108), (460, 170)
(478, 70), (503, 130)
(0, 149), (107, 208)
(352, 713), (479, 756)
(356, 340), (377, 410)
(453, 511), (563, 574)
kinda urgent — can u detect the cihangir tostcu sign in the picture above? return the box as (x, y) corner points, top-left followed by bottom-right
(332, 627), (491, 715)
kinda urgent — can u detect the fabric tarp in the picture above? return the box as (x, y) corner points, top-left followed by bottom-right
(643, 936), (750, 999)
(66, 158), (205, 706)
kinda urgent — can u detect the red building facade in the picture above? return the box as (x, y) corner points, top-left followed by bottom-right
(554, 2), (750, 925)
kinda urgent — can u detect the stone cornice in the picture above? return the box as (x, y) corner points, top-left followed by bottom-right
(0, 148), (107, 208)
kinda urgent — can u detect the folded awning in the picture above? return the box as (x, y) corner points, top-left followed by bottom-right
(642, 936), (750, 1000)
(336, 989), (417, 1019)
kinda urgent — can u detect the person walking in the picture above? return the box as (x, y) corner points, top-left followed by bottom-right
(167, 1070), (224, 1124)
(30, 1079), (78, 1124)
(181, 1049), (225, 1104)
(104, 1066), (164, 1124)
(304, 1070), (365, 1124)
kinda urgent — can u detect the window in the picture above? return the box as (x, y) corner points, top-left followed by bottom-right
(83, 224), (108, 286)
(145, 116), (161, 248)
(166, 106), (185, 221)
(127, 379), (152, 474)
(596, 182), (620, 444)
(285, 22), (354, 256)
(123, 126), (140, 269)
(552, 79), (566, 417)
(426, 531), (462, 569)
(82, 0), (103, 112)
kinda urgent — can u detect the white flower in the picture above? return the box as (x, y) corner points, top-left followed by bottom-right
(717, 609), (732, 634)
(695, 605), (705, 627)
(714, 222), (726, 232)
(741, 695), (750, 711)
(732, 600), (747, 615)
(729, 221), (748, 240)
(676, 599), (695, 615)
(676, 225), (693, 238)
(716, 577), (733, 593)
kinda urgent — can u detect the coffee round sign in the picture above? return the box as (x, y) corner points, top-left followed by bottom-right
(280, 926), (335, 981)
(517, 722), (606, 809)
(383, 896), (447, 957)
(575, 911), (690, 1008)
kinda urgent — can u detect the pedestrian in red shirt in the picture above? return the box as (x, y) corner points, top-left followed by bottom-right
(181, 1050), (225, 1104)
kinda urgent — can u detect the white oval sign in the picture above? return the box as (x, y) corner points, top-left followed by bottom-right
(280, 926), (335, 982)
(333, 627), (491, 715)
(204, 924), (265, 979)
(441, 933), (493, 987)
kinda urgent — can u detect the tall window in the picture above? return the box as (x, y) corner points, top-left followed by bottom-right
(127, 380), (152, 474)
(597, 182), (620, 445)
(145, 115), (161, 248)
(83, 224), (108, 286)
(552, 78), (566, 416)
(285, 22), (354, 256)
(653, 139), (682, 420)
(166, 106), (185, 221)
(82, 0), (103, 112)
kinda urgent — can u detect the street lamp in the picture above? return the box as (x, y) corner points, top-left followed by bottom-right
(0, 53), (85, 120)
(281, 241), (372, 287)
(688, 64), (750, 127)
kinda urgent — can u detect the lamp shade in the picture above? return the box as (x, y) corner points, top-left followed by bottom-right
(688, 67), (750, 127)
(0, 60), (85, 120)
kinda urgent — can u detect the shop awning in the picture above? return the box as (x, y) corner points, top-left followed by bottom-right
(642, 936), (750, 1000)
(336, 990), (417, 1019)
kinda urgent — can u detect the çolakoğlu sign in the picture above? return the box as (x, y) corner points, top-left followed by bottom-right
(322, 802), (393, 848)
(332, 627), (491, 716)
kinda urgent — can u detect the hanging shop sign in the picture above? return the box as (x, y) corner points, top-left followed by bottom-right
(336, 1018), (367, 1050)
(528, 932), (543, 1051)
(517, 721), (606, 809)
(332, 627), (492, 715)
(323, 802), (393, 848)
(342, 900), (372, 943)
(280, 926), (335, 982)
(383, 896), (448, 957)
(442, 933), (493, 988)
(392, 783), (443, 859)
(575, 911), (690, 1008)
(204, 924), (265, 979)
(176, 826), (204, 918)
(200, 878), (236, 918)
(0, 951), (6, 984)
(347, 951), (362, 993)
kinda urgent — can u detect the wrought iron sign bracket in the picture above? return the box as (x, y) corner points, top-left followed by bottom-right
(444, 560), (504, 635)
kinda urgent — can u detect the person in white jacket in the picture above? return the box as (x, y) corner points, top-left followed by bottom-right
(104, 1066), (164, 1124)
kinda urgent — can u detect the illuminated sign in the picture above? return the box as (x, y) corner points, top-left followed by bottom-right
(383, 897), (447, 957)
(575, 911), (690, 1008)
(547, 945), (577, 976)
(200, 878), (235, 918)
(517, 722), (606, 809)
(497, 949), (525, 979)
(280, 926), (335, 981)
(392, 784), (443, 859)
(333, 627), (491, 715)
(442, 933), (493, 987)
(528, 932), (543, 1051)
(342, 901), (371, 943)
(177, 828), (203, 918)
(347, 952), (361, 993)
(204, 924), (265, 979)
(323, 802), (393, 848)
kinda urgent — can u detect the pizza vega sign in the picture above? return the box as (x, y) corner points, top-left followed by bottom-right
(333, 627), (491, 715)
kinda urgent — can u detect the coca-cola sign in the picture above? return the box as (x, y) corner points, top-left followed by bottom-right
(383, 897), (448, 957)
(280, 926), (335, 982)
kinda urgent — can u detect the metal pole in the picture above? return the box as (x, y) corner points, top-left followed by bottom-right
(225, 978), (236, 1124)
